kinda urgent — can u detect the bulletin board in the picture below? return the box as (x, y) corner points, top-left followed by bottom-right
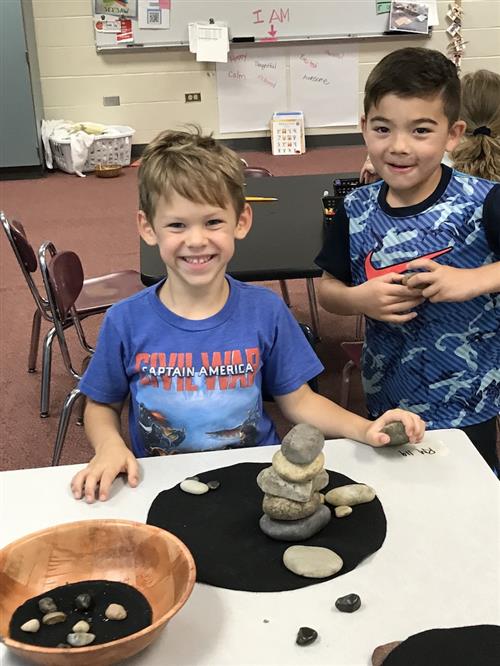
(94, 0), (400, 51)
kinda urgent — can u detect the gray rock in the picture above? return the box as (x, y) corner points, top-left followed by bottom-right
(257, 467), (313, 502)
(400, 271), (429, 289)
(66, 632), (96, 647)
(38, 597), (57, 614)
(272, 450), (325, 483)
(259, 504), (331, 541)
(334, 505), (353, 518)
(20, 619), (40, 633)
(105, 603), (127, 620)
(207, 480), (220, 490)
(312, 469), (329, 491)
(381, 421), (410, 446)
(74, 593), (93, 611)
(180, 479), (209, 495)
(283, 544), (343, 578)
(325, 484), (376, 507)
(335, 593), (361, 613)
(281, 424), (324, 464)
(262, 492), (320, 521)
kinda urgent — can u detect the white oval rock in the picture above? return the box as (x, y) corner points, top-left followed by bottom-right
(67, 632), (96, 647)
(180, 479), (209, 495)
(334, 505), (353, 518)
(20, 619), (40, 633)
(72, 620), (90, 633)
(325, 483), (376, 507)
(105, 603), (127, 620)
(283, 545), (343, 578)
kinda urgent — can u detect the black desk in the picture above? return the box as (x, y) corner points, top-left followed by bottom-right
(140, 173), (354, 336)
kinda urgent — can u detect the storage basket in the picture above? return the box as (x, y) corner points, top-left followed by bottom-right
(49, 125), (135, 174)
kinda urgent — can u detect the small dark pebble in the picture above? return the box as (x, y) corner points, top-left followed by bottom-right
(296, 626), (318, 646)
(74, 593), (93, 611)
(335, 593), (361, 613)
(207, 480), (220, 490)
(57, 643), (71, 649)
(263, 619), (270, 624)
(186, 475), (199, 481)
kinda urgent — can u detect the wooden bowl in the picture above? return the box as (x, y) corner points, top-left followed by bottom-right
(0, 519), (196, 666)
(95, 164), (122, 178)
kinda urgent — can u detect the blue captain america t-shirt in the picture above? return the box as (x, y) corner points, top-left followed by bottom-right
(316, 166), (500, 429)
(79, 276), (323, 457)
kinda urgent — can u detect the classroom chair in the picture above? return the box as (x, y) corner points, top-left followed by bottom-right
(38, 243), (92, 465)
(339, 316), (364, 409)
(1, 211), (143, 418)
(262, 322), (319, 402)
(243, 166), (273, 178)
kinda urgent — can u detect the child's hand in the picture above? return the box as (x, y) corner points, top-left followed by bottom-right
(364, 409), (425, 448)
(406, 260), (479, 303)
(354, 273), (425, 323)
(359, 155), (378, 184)
(71, 442), (139, 504)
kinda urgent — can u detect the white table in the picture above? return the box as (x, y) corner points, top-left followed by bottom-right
(1, 429), (499, 665)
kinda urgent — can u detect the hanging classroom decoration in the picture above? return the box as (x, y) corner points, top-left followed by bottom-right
(445, 1), (466, 71)
(94, 0), (137, 18)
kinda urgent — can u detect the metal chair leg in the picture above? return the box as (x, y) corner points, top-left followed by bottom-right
(306, 278), (321, 340)
(279, 280), (291, 307)
(340, 360), (355, 409)
(52, 388), (83, 466)
(28, 309), (41, 373)
(40, 326), (56, 418)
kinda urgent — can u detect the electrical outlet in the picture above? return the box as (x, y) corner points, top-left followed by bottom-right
(185, 92), (201, 103)
(103, 96), (120, 106)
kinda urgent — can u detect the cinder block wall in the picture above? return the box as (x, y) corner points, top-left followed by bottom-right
(33, 0), (500, 144)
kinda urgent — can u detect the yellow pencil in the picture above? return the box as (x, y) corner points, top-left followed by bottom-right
(245, 196), (278, 202)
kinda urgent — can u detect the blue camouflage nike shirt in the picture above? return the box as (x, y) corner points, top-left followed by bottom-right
(316, 166), (500, 428)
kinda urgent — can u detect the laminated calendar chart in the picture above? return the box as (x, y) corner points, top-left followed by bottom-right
(270, 112), (305, 156)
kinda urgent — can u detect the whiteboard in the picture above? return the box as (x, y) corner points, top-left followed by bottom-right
(95, 1), (394, 51)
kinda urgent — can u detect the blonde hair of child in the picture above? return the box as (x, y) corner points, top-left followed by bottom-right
(138, 128), (246, 223)
(452, 70), (500, 181)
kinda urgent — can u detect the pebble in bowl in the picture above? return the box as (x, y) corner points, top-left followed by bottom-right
(0, 519), (196, 666)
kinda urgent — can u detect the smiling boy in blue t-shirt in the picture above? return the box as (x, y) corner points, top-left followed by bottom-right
(72, 129), (424, 502)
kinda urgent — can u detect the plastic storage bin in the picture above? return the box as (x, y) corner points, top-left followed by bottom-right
(49, 125), (135, 174)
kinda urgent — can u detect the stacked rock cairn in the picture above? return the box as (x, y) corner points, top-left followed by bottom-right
(257, 423), (331, 542)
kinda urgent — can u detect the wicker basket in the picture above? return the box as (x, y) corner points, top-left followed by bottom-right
(49, 125), (134, 174)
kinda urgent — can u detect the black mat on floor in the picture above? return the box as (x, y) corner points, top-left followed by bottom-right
(383, 625), (500, 666)
(147, 462), (386, 592)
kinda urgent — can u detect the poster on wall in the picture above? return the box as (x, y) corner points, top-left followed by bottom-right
(216, 48), (288, 132)
(94, 0), (137, 17)
(138, 0), (170, 29)
(289, 44), (359, 127)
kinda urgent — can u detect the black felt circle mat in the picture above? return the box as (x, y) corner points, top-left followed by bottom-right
(383, 625), (500, 666)
(10, 580), (152, 648)
(147, 462), (386, 592)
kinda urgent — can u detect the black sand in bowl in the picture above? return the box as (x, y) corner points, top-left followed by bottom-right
(10, 580), (152, 648)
